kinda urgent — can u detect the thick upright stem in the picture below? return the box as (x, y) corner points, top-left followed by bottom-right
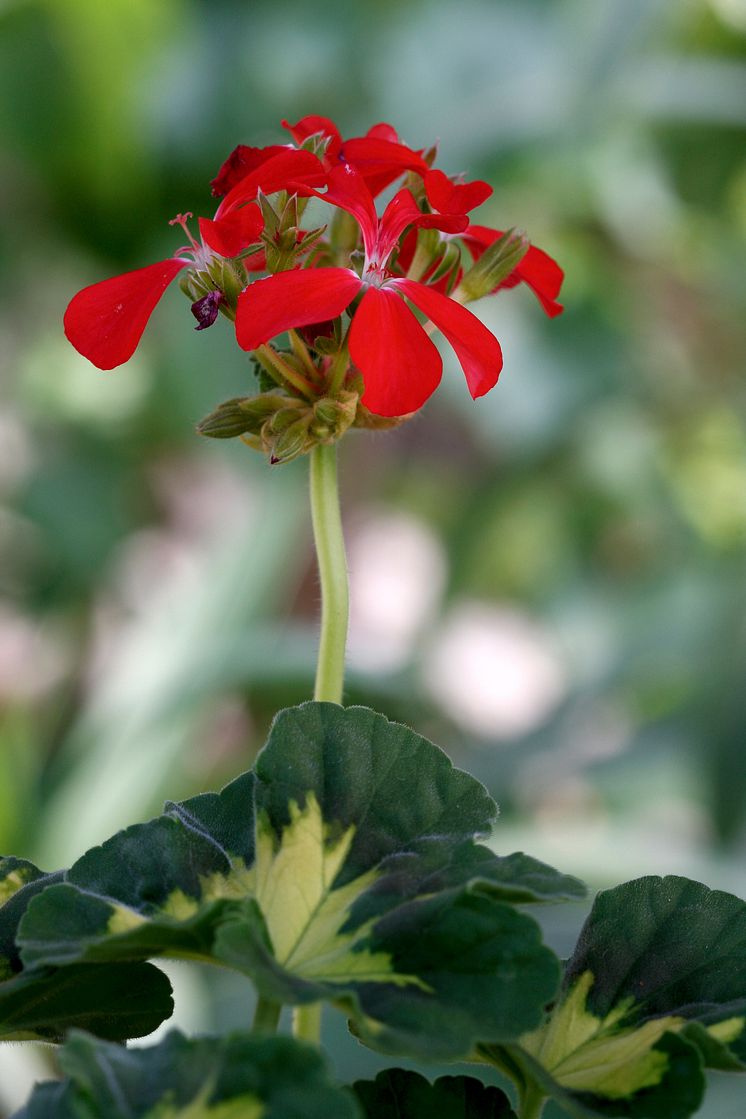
(292, 1003), (322, 1045)
(252, 996), (281, 1034)
(518, 1083), (546, 1119)
(294, 443), (349, 1048)
(309, 443), (348, 705)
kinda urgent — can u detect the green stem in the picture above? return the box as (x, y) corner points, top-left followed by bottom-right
(252, 996), (281, 1034)
(310, 442), (348, 705)
(326, 339), (350, 396)
(292, 1003), (322, 1045)
(518, 1083), (546, 1119)
(256, 343), (317, 399)
(289, 329), (322, 382)
(406, 237), (433, 281)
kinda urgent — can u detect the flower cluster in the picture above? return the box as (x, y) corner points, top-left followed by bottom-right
(64, 116), (564, 450)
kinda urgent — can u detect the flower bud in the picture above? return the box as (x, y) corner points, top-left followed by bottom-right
(457, 228), (530, 302)
(196, 393), (290, 439)
(266, 415), (313, 464)
(310, 392), (358, 442)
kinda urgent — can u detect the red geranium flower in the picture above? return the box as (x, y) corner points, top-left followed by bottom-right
(282, 116), (431, 197)
(210, 116), (431, 204)
(64, 149), (325, 370)
(460, 225), (564, 318)
(235, 162), (505, 417)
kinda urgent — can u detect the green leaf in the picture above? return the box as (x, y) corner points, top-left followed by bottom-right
(0, 857), (46, 906)
(14, 1029), (360, 1119)
(482, 875), (746, 1117)
(1, 856), (173, 1042)
(220, 704), (564, 1056)
(0, 961), (174, 1044)
(354, 1068), (517, 1117)
(19, 773), (257, 969)
(19, 704), (567, 1058)
(13, 1082), (77, 1119)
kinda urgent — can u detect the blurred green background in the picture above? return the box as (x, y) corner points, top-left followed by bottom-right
(1, 0), (746, 1112)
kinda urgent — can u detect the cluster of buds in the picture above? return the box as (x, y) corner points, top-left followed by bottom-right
(64, 115), (564, 463)
(197, 390), (360, 464)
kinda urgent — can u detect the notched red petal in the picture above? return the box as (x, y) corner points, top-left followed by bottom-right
(63, 258), (187, 370)
(425, 169), (492, 215)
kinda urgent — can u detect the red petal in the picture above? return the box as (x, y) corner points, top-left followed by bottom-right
(282, 115), (342, 159)
(235, 267), (360, 351)
(210, 144), (289, 197)
(63, 258), (187, 370)
(304, 162), (379, 260)
(392, 278), (503, 400)
(342, 136), (428, 176)
(377, 189), (466, 264)
(512, 245), (564, 318)
(198, 204), (264, 258)
(342, 135), (429, 197)
(425, 169), (492, 215)
(365, 122), (400, 143)
(349, 287), (442, 417)
(215, 149), (326, 219)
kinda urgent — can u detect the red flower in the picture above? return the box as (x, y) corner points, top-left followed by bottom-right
(64, 150), (324, 370)
(235, 163), (504, 417)
(460, 225), (564, 318)
(424, 168), (493, 216)
(282, 116), (430, 196)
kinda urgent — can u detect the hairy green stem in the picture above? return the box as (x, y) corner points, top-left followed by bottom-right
(292, 1003), (323, 1045)
(309, 442), (349, 705)
(252, 996), (281, 1034)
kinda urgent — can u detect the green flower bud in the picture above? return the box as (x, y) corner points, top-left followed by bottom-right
(196, 393), (293, 439)
(457, 228), (530, 302)
(310, 392), (358, 442)
(196, 397), (257, 439)
(267, 416), (313, 465)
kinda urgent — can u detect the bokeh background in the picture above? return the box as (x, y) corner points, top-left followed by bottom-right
(1, 0), (746, 1112)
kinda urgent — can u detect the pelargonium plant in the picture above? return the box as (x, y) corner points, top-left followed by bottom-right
(4, 116), (746, 1119)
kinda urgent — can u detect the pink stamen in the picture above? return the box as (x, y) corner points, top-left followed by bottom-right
(168, 212), (199, 251)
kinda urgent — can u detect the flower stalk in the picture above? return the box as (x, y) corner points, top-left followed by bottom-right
(309, 441), (349, 706)
(251, 996), (282, 1034)
(518, 1082), (546, 1119)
